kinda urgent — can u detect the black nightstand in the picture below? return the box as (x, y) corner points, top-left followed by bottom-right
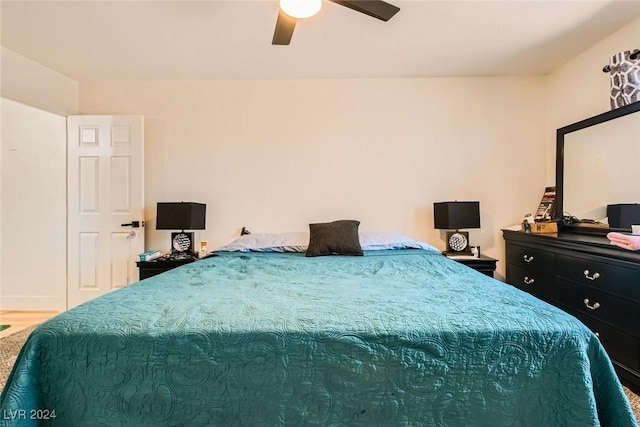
(136, 256), (197, 280)
(446, 254), (498, 277)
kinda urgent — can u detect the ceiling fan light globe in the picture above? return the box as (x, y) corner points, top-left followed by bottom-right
(280, 0), (322, 19)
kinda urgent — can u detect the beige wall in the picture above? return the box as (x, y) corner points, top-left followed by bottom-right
(545, 17), (640, 185)
(80, 77), (547, 277)
(0, 47), (79, 115)
(0, 48), (76, 310)
(1, 17), (636, 300)
(0, 98), (67, 310)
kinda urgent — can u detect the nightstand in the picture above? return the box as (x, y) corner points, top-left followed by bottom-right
(447, 254), (498, 277)
(136, 256), (197, 280)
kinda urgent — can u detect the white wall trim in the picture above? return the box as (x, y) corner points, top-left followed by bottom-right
(0, 296), (66, 312)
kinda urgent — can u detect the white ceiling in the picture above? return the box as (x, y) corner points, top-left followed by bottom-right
(2, 0), (640, 82)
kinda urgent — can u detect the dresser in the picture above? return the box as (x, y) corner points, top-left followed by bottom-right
(503, 229), (640, 393)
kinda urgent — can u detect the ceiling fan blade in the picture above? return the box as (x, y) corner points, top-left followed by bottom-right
(329, 0), (400, 21)
(272, 10), (297, 45)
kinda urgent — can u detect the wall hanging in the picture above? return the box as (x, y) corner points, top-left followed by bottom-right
(603, 49), (640, 109)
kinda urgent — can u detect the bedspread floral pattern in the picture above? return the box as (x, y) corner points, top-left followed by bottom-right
(0, 251), (636, 426)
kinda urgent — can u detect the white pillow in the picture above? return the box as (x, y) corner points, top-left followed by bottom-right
(359, 232), (439, 252)
(215, 232), (309, 252)
(216, 231), (438, 253)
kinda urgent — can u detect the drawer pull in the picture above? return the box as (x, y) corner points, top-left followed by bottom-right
(523, 276), (535, 285)
(583, 270), (600, 281)
(583, 298), (601, 310)
(523, 255), (534, 263)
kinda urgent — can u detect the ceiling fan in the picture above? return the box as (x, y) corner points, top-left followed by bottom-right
(272, 0), (400, 45)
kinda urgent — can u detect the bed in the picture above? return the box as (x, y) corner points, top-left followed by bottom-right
(0, 229), (637, 426)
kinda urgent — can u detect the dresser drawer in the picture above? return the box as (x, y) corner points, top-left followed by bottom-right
(557, 279), (640, 337)
(557, 254), (640, 300)
(506, 243), (555, 273)
(567, 309), (639, 371)
(507, 263), (557, 302)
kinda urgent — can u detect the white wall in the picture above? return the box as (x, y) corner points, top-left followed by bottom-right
(80, 77), (548, 278)
(0, 98), (67, 311)
(545, 17), (640, 185)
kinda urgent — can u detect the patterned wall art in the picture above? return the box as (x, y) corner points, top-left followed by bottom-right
(606, 50), (640, 109)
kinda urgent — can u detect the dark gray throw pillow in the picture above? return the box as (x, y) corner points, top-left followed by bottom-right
(306, 220), (364, 257)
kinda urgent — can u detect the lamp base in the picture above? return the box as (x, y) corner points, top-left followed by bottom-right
(445, 231), (471, 254)
(171, 231), (194, 254)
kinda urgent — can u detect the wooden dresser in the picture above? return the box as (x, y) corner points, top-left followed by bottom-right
(503, 229), (640, 393)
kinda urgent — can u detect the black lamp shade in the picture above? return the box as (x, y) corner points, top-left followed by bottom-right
(156, 202), (206, 231)
(434, 201), (480, 230)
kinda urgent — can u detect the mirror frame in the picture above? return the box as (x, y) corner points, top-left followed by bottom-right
(556, 100), (640, 234)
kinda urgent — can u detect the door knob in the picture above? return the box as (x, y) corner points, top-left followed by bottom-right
(121, 220), (143, 228)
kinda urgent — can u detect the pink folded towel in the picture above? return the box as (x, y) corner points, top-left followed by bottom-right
(606, 232), (640, 251)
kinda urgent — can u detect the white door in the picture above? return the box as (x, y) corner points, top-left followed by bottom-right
(67, 115), (144, 308)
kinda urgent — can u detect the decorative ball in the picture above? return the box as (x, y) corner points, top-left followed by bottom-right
(449, 233), (468, 252)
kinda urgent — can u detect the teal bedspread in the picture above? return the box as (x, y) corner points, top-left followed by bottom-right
(1, 250), (637, 426)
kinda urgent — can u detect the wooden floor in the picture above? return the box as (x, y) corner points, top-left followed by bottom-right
(0, 311), (59, 339)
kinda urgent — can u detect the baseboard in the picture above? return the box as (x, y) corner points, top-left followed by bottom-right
(0, 295), (66, 311)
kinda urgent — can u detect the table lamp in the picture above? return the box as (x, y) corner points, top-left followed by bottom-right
(433, 201), (480, 255)
(156, 202), (206, 254)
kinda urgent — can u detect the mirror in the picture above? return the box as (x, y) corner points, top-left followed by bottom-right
(556, 101), (640, 232)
